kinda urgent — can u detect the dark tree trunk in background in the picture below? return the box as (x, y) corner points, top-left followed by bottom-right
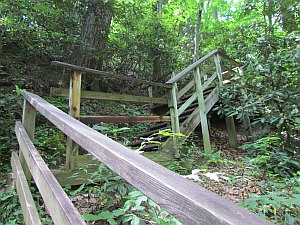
(72, 1), (114, 91)
(194, 1), (203, 62)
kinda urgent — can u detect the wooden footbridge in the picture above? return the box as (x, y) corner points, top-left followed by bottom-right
(10, 50), (271, 225)
(50, 50), (251, 162)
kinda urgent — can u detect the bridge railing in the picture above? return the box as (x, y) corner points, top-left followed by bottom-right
(164, 50), (242, 155)
(12, 90), (273, 225)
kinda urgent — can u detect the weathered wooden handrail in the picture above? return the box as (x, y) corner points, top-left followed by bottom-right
(15, 121), (86, 225)
(20, 90), (272, 225)
(51, 61), (171, 89)
(166, 50), (218, 84)
(50, 87), (168, 105)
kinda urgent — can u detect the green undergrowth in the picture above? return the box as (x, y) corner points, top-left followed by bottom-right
(66, 163), (181, 225)
(1, 93), (299, 224)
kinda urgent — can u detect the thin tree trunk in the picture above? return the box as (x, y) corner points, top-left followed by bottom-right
(194, 2), (203, 62)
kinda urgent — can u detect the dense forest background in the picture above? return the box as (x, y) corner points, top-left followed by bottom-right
(0, 0), (299, 224)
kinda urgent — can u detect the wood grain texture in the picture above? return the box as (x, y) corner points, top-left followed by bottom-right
(15, 121), (86, 225)
(194, 67), (211, 153)
(20, 99), (36, 181)
(21, 91), (273, 225)
(51, 61), (171, 89)
(11, 152), (42, 225)
(50, 87), (168, 104)
(79, 116), (171, 124)
(66, 70), (81, 170)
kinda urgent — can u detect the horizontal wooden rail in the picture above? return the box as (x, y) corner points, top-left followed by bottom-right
(11, 152), (42, 225)
(50, 87), (168, 104)
(15, 121), (86, 225)
(52, 61), (171, 89)
(217, 51), (242, 67)
(22, 91), (273, 225)
(166, 50), (218, 84)
(79, 116), (171, 124)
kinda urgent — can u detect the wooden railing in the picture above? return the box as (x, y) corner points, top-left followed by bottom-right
(12, 91), (272, 225)
(50, 61), (172, 169)
(164, 50), (242, 154)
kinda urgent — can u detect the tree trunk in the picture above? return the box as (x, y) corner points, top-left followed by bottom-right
(72, 1), (114, 91)
(194, 2), (203, 62)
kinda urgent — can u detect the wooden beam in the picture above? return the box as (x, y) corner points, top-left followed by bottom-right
(21, 91), (273, 225)
(20, 99), (36, 181)
(202, 72), (217, 91)
(51, 61), (171, 89)
(225, 116), (238, 148)
(166, 50), (218, 84)
(66, 70), (81, 170)
(194, 68), (212, 153)
(217, 51), (242, 67)
(11, 152), (42, 225)
(177, 92), (197, 116)
(15, 121), (86, 225)
(177, 79), (195, 100)
(79, 116), (171, 124)
(168, 80), (180, 157)
(50, 87), (168, 105)
(214, 54), (223, 87)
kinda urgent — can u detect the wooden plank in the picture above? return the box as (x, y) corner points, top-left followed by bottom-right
(204, 87), (219, 113)
(214, 54), (223, 87)
(194, 68), (212, 153)
(178, 92), (197, 116)
(167, 82), (180, 157)
(51, 61), (171, 89)
(177, 79), (195, 100)
(21, 91), (273, 225)
(11, 152), (42, 225)
(166, 50), (218, 84)
(66, 70), (81, 170)
(15, 121), (86, 225)
(79, 116), (171, 124)
(217, 51), (242, 67)
(20, 99), (36, 181)
(202, 72), (217, 91)
(50, 87), (168, 105)
(180, 88), (219, 139)
(225, 116), (238, 148)
(221, 64), (236, 76)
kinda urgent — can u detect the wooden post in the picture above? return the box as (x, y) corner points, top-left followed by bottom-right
(214, 54), (223, 86)
(66, 70), (81, 170)
(194, 67), (212, 154)
(225, 116), (238, 148)
(168, 73), (180, 157)
(215, 54), (239, 147)
(20, 99), (36, 181)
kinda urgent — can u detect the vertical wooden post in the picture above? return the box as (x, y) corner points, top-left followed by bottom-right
(225, 116), (238, 148)
(20, 99), (36, 181)
(214, 54), (223, 86)
(194, 67), (212, 154)
(168, 73), (180, 157)
(215, 54), (239, 147)
(66, 70), (81, 170)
